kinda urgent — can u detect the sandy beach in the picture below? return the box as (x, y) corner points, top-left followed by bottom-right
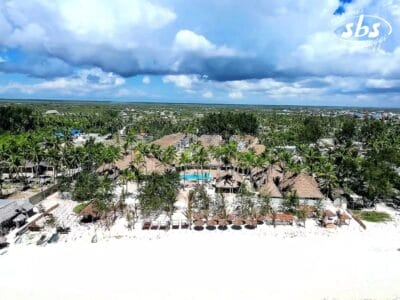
(1, 204), (400, 300)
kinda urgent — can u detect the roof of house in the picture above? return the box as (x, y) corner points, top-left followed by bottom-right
(215, 171), (243, 189)
(97, 151), (168, 175)
(132, 156), (168, 175)
(198, 135), (223, 148)
(281, 173), (324, 199)
(250, 144), (266, 155)
(259, 179), (282, 198)
(151, 133), (186, 149)
(0, 199), (33, 224)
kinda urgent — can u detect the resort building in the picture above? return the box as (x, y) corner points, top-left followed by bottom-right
(198, 135), (223, 148)
(97, 151), (168, 177)
(214, 171), (243, 193)
(230, 135), (259, 151)
(152, 133), (196, 151)
(280, 173), (325, 204)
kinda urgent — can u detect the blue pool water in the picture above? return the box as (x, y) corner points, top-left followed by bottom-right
(181, 173), (212, 181)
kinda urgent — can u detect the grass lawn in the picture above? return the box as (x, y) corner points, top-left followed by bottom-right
(73, 202), (87, 214)
(353, 211), (392, 223)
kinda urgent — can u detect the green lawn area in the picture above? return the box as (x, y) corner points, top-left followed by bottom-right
(73, 202), (87, 214)
(353, 211), (392, 223)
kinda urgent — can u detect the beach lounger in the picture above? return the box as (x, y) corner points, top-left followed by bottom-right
(142, 220), (151, 230)
(159, 221), (170, 230)
(180, 220), (190, 229)
(150, 221), (159, 230)
(171, 220), (180, 229)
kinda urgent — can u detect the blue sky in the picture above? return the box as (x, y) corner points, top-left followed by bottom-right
(0, 0), (400, 107)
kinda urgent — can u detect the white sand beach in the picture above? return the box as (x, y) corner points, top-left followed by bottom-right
(1, 203), (400, 300)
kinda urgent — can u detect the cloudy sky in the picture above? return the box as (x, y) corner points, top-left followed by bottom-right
(0, 0), (399, 107)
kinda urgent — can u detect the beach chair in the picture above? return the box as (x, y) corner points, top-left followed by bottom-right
(142, 220), (151, 230)
(171, 220), (180, 229)
(150, 220), (159, 230)
(180, 220), (190, 229)
(159, 220), (170, 230)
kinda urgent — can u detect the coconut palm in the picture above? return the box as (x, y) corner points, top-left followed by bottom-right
(317, 160), (339, 200)
(193, 146), (209, 183)
(179, 150), (192, 188)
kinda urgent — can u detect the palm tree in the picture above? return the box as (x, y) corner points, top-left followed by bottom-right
(179, 150), (192, 188)
(317, 160), (338, 200)
(161, 145), (177, 167)
(193, 146), (209, 184)
(211, 145), (224, 176)
(184, 190), (195, 229)
(238, 151), (255, 175)
(222, 142), (237, 173)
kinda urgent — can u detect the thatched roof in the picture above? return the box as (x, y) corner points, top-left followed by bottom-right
(207, 220), (217, 226)
(80, 203), (100, 218)
(97, 152), (168, 175)
(259, 179), (282, 198)
(198, 135), (223, 148)
(151, 133), (185, 149)
(96, 153), (132, 173)
(215, 171), (243, 189)
(250, 144), (266, 155)
(132, 156), (168, 175)
(281, 173), (324, 199)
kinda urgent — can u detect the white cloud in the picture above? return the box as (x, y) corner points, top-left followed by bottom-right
(162, 74), (200, 89)
(173, 30), (237, 57)
(202, 91), (213, 98)
(0, 68), (125, 94)
(142, 76), (150, 84)
(228, 91), (243, 99)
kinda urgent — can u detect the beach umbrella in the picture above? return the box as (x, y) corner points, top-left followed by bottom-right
(206, 220), (217, 230)
(193, 219), (204, 231)
(256, 214), (265, 225)
(245, 218), (257, 229)
(227, 214), (236, 224)
(231, 217), (243, 230)
(217, 219), (228, 230)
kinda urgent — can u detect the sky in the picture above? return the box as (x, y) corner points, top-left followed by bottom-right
(0, 0), (400, 107)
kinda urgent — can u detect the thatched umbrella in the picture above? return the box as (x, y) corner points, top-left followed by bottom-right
(211, 214), (221, 223)
(206, 219), (217, 230)
(265, 214), (274, 225)
(231, 217), (244, 230)
(227, 214), (236, 224)
(218, 219), (228, 230)
(256, 214), (265, 225)
(245, 218), (257, 229)
(193, 212), (205, 221)
(80, 203), (100, 223)
(193, 219), (204, 231)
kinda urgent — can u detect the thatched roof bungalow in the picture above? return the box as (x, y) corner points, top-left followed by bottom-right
(214, 171), (243, 193)
(259, 179), (283, 198)
(281, 173), (324, 201)
(97, 151), (168, 176)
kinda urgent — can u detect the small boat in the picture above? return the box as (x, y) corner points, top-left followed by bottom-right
(0, 241), (9, 249)
(48, 233), (59, 244)
(91, 234), (98, 243)
(36, 234), (47, 246)
(0, 249), (8, 255)
(14, 237), (22, 244)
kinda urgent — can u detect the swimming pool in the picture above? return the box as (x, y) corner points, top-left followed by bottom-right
(181, 173), (212, 181)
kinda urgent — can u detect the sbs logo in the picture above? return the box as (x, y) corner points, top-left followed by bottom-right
(335, 14), (392, 41)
